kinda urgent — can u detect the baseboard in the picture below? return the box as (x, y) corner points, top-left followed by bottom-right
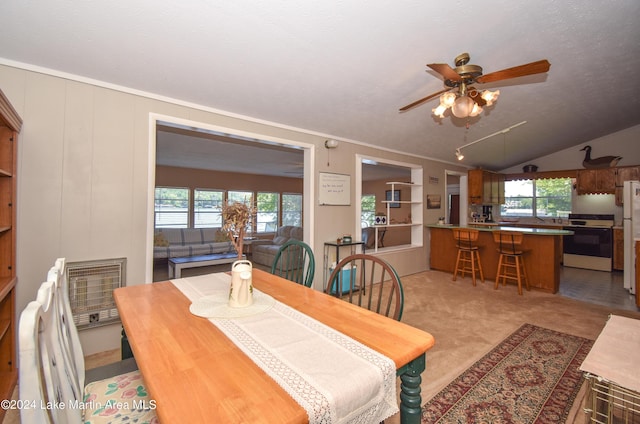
(85, 357), (139, 384)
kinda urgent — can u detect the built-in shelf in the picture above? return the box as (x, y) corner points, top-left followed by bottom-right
(372, 180), (423, 251)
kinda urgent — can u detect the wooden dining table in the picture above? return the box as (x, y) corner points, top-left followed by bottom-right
(114, 269), (435, 423)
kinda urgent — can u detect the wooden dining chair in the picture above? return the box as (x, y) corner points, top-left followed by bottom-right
(326, 254), (404, 321)
(270, 240), (316, 288)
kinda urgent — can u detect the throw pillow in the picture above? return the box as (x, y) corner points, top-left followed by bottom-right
(154, 232), (169, 247)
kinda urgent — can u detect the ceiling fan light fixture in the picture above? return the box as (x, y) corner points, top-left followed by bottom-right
(440, 92), (456, 108)
(451, 95), (475, 118)
(432, 103), (447, 118)
(469, 103), (483, 117)
(481, 89), (500, 106)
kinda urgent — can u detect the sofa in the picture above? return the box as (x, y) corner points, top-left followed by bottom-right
(251, 226), (303, 267)
(153, 227), (235, 260)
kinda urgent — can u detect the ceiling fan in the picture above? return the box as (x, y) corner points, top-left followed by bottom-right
(399, 53), (550, 118)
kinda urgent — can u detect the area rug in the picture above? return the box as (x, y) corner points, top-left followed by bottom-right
(422, 323), (594, 424)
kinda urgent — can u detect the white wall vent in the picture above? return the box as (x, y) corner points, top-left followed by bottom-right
(65, 257), (126, 330)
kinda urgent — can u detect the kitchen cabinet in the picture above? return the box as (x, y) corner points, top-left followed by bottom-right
(468, 169), (504, 205)
(575, 168), (616, 194)
(613, 227), (624, 271)
(0, 89), (20, 420)
(614, 166), (640, 206)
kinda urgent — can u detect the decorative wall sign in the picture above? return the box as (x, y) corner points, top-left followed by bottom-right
(427, 194), (441, 209)
(385, 190), (401, 208)
(429, 176), (439, 184)
(318, 172), (350, 205)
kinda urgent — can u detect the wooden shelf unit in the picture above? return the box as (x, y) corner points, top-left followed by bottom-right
(0, 88), (21, 419)
(373, 181), (422, 252)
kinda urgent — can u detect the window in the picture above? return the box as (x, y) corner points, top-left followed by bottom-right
(194, 189), (224, 228)
(154, 187), (189, 228)
(282, 193), (302, 227)
(256, 192), (279, 233)
(228, 190), (253, 205)
(361, 194), (376, 227)
(502, 178), (572, 218)
(154, 188), (303, 231)
(228, 191), (253, 233)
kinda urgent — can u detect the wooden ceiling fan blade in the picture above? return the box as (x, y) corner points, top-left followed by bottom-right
(476, 59), (551, 84)
(399, 88), (452, 112)
(427, 63), (462, 82)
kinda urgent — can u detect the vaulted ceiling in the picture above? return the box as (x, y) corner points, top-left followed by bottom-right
(1, 1), (639, 171)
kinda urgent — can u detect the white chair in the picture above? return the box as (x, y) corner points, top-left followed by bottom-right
(45, 258), (85, 394)
(19, 261), (157, 424)
(20, 282), (79, 423)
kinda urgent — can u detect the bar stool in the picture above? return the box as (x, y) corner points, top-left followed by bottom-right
(493, 231), (530, 295)
(452, 228), (484, 286)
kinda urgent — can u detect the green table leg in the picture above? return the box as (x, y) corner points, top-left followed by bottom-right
(397, 353), (425, 424)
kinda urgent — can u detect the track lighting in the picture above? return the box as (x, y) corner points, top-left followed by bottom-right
(454, 121), (527, 161)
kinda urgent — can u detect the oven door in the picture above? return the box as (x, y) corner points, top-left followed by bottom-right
(563, 226), (612, 257)
(563, 226), (613, 271)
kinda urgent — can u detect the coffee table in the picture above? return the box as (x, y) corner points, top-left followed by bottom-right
(168, 252), (245, 278)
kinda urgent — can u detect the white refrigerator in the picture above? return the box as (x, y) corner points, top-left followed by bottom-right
(623, 180), (640, 294)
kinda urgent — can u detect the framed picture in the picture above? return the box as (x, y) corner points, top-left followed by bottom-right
(427, 194), (441, 209)
(385, 190), (401, 208)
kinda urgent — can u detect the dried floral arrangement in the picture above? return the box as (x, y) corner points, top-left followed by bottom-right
(221, 200), (256, 259)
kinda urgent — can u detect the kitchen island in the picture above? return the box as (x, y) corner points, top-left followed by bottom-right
(426, 224), (573, 294)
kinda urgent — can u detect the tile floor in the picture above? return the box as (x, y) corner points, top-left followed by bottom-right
(559, 266), (638, 311)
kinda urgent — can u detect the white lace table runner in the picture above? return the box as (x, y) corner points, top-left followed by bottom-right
(172, 273), (399, 424)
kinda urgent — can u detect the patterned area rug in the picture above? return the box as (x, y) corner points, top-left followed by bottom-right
(422, 323), (594, 424)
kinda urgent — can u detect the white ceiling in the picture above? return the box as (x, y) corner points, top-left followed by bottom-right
(1, 1), (639, 172)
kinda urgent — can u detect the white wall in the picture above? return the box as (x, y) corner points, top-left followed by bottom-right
(0, 63), (468, 354)
(501, 125), (640, 173)
(501, 125), (640, 223)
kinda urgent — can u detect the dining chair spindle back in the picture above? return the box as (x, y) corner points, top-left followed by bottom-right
(270, 240), (315, 288)
(326, 254), (404, 321)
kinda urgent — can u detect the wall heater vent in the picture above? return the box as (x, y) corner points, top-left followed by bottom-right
(65, 257), (126, 330)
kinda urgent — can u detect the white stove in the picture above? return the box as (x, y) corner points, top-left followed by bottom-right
(563, 214), (614, 271)
(566, 214), (615, 228)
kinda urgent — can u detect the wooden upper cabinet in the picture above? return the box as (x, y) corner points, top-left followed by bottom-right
(468, 169), (484, 205)
(468, 169), (505, 205)
(615, 166), (640, 205)
(575, 168), (616, 194)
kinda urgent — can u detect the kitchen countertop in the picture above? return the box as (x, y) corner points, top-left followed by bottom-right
(425, 223), (573, 235)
